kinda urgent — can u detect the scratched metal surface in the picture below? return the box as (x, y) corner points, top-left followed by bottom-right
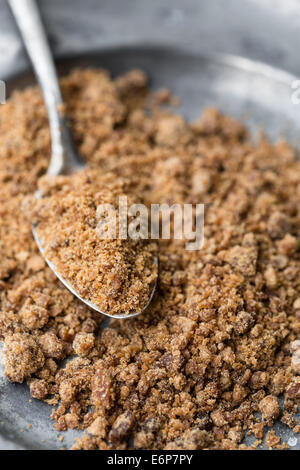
(0, 0), (299, 451)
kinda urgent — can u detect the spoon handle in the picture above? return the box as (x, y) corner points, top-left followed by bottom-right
(8, 0), (84, 175)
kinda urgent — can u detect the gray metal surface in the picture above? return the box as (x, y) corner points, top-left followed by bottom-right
(2, 0), (300, 78)
(0, 0), (299, 451)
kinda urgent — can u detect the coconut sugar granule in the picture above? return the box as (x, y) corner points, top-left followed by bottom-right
(0, 68), (299, 450)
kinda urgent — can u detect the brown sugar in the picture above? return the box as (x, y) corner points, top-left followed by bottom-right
(28, 170), (158, 316)
(4, 333), (45, 383)
(0, 68), (299, 450)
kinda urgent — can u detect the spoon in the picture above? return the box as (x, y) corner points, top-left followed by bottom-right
(8, 0), (157, 319)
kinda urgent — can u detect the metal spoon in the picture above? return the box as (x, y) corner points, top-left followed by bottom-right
(8, 0), (157, 319)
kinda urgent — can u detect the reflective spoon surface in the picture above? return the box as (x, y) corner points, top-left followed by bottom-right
(8, 0), (157, 319)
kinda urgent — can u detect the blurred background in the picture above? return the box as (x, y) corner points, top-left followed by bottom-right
(0, 0), (300, 78)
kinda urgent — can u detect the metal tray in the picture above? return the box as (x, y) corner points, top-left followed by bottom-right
(0, 45), (299, 450)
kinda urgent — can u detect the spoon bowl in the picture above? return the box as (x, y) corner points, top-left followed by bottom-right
(32, 224), (158, 319)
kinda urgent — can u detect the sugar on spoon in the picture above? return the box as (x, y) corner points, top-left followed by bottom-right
(8, 0), (157, 319)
